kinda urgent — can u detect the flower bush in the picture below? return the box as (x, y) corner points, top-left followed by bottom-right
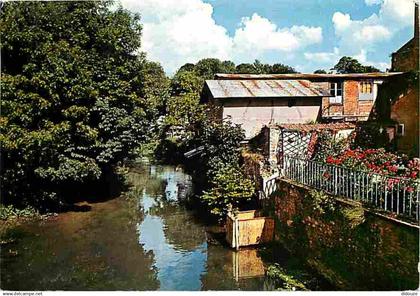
(323, 148), (419, 180)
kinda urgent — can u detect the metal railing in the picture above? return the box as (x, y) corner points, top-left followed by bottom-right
(260, 172), (279, 199)
(282, 155), (420, 221)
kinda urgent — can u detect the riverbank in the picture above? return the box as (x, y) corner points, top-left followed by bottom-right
(1, 162), (336, 291)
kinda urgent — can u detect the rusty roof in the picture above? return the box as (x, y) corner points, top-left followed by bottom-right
(214, 72), (404, 80)
(271, 122), (356, 132)
(205, 79), (329, 99)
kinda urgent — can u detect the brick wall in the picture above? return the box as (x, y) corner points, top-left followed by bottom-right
(321, 80), (375, 121)
(391, 87), (420, 156)
(343, 81), (359, 115)
(267, 179), (419, 290)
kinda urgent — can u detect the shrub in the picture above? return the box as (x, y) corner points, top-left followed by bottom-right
(201, 164), (255, 218)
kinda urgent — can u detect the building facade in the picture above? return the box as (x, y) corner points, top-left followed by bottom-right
(212, 73), (402, 124)
(387, 3), (420, 156)
(202, 79), (329, 139)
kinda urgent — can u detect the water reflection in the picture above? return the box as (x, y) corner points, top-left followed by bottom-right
(137, 166), (207, 290)
(1, 163), (331, 291)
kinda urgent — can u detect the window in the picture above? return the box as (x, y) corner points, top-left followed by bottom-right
(329, 82), (343, 104)
(396, 124), (405, 136)
(359, 81), (374, 101)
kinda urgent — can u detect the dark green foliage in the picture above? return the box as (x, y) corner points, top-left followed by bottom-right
(312, 130), (351, 161)
(314, 69), (327, 74)
(202, 164), (254, 217)
(352, 123), (393, 150)
(196, 120), (255, 218)
(193, 58), (236, 80)
(332, 56), (381, 73)
(0, 1), (152, 209)
(170, 70), (204, 96)
(270, 63), (298, 74)
(176, 58), (298, 79)
(236, 60), (298, 74)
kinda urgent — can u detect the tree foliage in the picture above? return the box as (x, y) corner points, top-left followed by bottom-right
(235, 60), (298, 74)
(192, 120), (255, 218)
(332, 56), (380, 74)
(202, 164), (254, 217)
(0, 1), (152, 208)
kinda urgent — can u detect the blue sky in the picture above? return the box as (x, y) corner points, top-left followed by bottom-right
(120, 0), (416, 75)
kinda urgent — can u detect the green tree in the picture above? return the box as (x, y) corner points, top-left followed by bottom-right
(137, 60), (170, 135)
(171, 70), (204, 96)
(271, 63), (298, 74)
(332, 56), (380, 73)
(194, 58), (236, 80)
(235, 60), (297, 74)
(0, 1), (148, 208)
(202, 164), (255, 218)
(197, 120), (254, 218)
(235, 63), (258, 74)
(314, 69), (327, 74)
(164, 93), (206, 143)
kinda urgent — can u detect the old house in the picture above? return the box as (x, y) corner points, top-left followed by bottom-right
(202, 79), (329, 139)
(387, 3), (419, 156)
(367, 3), (420, 157)
(204, 72), (403, 139)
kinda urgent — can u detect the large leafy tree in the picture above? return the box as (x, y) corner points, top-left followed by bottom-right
(332, 56), (381, 73)
(193, 58), (236, 80)
(0, 1), (150, 208)
(236, 60), (297, 74)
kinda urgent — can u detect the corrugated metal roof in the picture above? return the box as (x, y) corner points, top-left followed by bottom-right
(206, 79), (329, 99)
(214, 72), (404, 80)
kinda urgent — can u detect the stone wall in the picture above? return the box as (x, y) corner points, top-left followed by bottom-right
(266, 179), (419, 290)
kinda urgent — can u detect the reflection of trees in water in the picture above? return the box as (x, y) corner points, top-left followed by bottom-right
(127, 163), (204, 252)
(1, 197), (160, 291)
(148, 202), (206, 252)
(126, 170), (166, 199)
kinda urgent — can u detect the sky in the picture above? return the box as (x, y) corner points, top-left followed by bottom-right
(118, 0), (417, 75)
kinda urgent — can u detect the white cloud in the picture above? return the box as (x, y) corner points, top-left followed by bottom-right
(332, 0), (414, 55)
(326, 0), (415, 72)
(304, 47), (391, 71)
(232, 13), (322, 61)
(304, 47), (340, 64)
(119, 0), (322, 74)
(120, 0), (232, 74)
(332, 12), (352, 33)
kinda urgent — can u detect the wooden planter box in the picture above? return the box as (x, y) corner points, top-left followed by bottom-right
(226, 210), (274, 250)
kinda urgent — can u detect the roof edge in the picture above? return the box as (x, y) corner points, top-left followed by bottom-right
(214, 72), (405, 80)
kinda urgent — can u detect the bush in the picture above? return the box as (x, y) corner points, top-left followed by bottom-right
(202, 164), (255, 218)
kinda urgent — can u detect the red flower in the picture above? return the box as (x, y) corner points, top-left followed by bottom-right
(326, 156), (335, 164)
(387, 165), (398, 173)
(323, 172), (331, 180)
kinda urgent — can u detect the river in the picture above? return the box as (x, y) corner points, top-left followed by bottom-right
(1, 163), (331, 291)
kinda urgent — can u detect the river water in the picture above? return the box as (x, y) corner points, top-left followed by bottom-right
(1, 163), (330, 291)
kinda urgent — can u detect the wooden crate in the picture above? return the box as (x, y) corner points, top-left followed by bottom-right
(226, 210), (274, 249)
